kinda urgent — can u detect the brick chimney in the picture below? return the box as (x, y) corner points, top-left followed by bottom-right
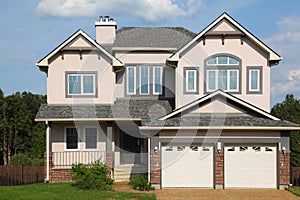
(95, 16), (116, 45)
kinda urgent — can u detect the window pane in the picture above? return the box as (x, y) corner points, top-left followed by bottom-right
(85, 128), (97, 149)
(127, 67), (135, 94)
(154, 67), (162, 94)
(218, 56), (228, 64)
(69, 75), (81, 94)
(66, 128), (78, 149)
(218, 70), (227, 90)
(140, 67), (149, 94)
(229, 57), (239, 65)
(229, 70), (238, 90)
(83, 75), (94, 94)
(250, 70), (259, 90)
(208, 71), (216, 91)
(187, 70), (196, 91)
(207, 57), (217, 65)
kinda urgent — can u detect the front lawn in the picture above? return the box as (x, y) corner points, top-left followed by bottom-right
(287, 186), (300, 197)
(0, 183), (156, 200)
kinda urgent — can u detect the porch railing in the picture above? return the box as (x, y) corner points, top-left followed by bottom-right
(52, 151), (106, 168)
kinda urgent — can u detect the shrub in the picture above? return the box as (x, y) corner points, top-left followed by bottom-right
(71, 161), (114, 190)
(129, 175), (154, 191)
(9, 154), (43, 166)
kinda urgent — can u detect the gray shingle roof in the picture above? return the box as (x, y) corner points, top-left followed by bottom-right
(36, 98), (173, 121)
(144, 114), (300, 127)
(36, 99), (299, 128)
(113, 27), (196, 49)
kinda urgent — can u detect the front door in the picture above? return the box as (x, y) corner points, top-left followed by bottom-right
(120, 131), (144, 165)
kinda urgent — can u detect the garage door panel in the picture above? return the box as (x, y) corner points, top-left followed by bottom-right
(225, 144), (277, 188)
(162, 145), (213, 188)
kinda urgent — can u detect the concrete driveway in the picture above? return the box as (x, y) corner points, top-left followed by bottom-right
(155, 189), (300, 200)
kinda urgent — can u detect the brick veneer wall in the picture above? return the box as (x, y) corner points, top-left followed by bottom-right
(280, 153), (290, 185)
(150, 152), (161, 185)
(44, 155), (73, 182)
(215, 153), (224, 186)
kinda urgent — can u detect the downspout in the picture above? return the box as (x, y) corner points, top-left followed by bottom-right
(45, 120), (50, 183)
(148, 137), (151, 182)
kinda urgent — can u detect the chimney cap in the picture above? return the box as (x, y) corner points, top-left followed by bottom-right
(95, 16), (116, 26)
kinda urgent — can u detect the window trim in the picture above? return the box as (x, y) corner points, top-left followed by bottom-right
(204, 54), (242, 94)
(153, 66), (163, 95)
(184, 67), (199, 94)
(126, 66), (137, 95)
(139, 66), (150, 95)
(247, 66), (263, 94)
(84, 127), (98, 150)
(65, 71), (98, 98)
(64, 127), (79, 151)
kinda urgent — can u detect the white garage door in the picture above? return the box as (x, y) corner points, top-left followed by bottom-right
(162, 145), (213, 188)
(225, 145), (277, 188)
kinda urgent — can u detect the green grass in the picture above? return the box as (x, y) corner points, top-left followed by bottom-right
(287, 186), (300, 197)
(0, 183), (156, 200)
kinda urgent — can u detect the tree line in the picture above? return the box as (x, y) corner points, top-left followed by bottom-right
(0, 90), (46, 165)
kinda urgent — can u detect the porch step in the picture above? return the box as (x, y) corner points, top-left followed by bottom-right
(113, 165), (147, 182)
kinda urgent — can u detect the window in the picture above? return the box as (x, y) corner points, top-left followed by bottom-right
(184, 67), (198, 93)
(85, 128), (97, 149)
(206, 69), (239, 92)
(247, 67), (262, 93)
(126, 66), (163, 95)
(205, 55), (240, 93)
(239, 146), (248, 152)
(67, 73), (96, 96)
(153, 67), (163, 95)
(140, 66), (149, 95)
(127, 67), (136, 95)
(66, 128), (78, 150)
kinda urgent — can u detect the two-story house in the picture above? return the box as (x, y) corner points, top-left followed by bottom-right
(36, 13), (300, 189)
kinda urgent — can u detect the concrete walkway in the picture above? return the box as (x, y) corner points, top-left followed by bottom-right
(155, 189), (300, 200)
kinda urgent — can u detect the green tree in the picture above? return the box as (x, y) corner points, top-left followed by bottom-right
(271, 94), (300, 166)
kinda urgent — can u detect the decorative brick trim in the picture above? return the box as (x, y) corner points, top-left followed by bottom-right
(44, 154), (73, 182)
(150, 152), (161, 185)
(215, 153), (224, 186)
(280, 153), (290, 185)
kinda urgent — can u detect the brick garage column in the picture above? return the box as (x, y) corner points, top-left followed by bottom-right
(215, 153), (224, 189)
(150, 152), (161, 188)
(279, 152), (290, 189)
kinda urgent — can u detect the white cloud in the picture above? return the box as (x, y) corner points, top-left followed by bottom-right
(36, 0), (205, 22)
(266, 16), (300, 104)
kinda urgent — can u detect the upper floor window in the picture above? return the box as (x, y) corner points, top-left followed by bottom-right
(184, 67), (198, 93)
(126, 66), (163, 96)
(205, 55), (241, 93)
(247, 66), (262, 94)
(66, 72), (97, 97)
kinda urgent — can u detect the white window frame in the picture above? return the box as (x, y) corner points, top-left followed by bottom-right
(249, 69), (260, 92)
(139, 66), (149, 95)
(126, 67), (136, 95)
(207, 56), (239, 66)
(185, 69), (197, 92)
(84, 127), (98, 150)
(67, 73), (96, 96)
(153, 66), (163, 95)
(65, 127), (79, 151)
(206, 69), (239, 92)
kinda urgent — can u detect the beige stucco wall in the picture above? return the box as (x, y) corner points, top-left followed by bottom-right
(95, 26), (116, 44)
(176, 36), (271, 112)
(47, 51), (115, 104)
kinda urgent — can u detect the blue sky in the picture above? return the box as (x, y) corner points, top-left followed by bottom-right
(1, 0), (300, 107)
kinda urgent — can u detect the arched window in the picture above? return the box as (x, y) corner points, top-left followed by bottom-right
(205, 55), (241, 93)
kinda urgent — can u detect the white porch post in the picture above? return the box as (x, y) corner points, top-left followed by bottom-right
(46, 120), (50, 182)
